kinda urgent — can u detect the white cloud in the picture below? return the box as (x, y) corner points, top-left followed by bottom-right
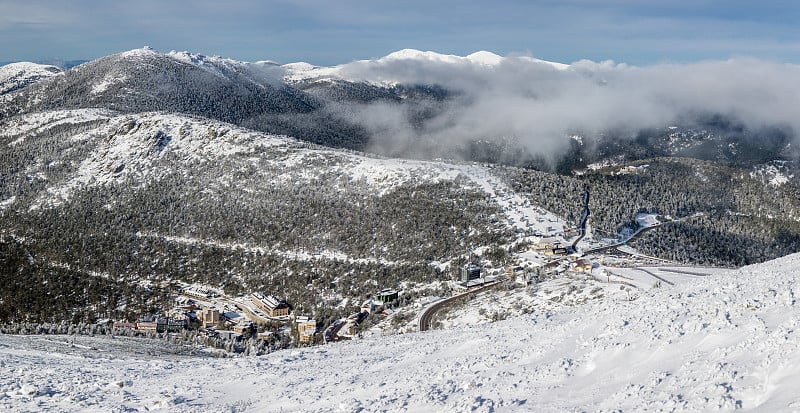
(330, 53), (800, 157)
(0, 1), (77, 29)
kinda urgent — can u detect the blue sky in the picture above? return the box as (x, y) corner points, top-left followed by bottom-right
(2, 0), (800, 65)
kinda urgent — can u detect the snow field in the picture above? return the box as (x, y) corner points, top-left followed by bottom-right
(3, 253), (800, 411)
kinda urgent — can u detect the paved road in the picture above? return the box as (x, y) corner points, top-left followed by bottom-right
(582, 221), (666, 255)
(418, 281), (500, 332)
(417, 217), (683, 333)
(633, 267), (676, 286)
(657, 268), (712, 276)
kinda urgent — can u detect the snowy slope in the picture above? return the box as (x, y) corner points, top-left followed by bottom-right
(0, 62), (61, 95)
(3, 109), (564, 233)
(750, 161), (796, 187)
(2, 110), (498, 207)
(3, 253), (800, 412)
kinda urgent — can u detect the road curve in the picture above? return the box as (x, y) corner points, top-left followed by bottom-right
(418, 281), (500, 332)
(418, 218), (678, 332)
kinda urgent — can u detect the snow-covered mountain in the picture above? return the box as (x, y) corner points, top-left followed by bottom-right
(3, 47), (797, 168)
(0, 107), (528, 324)
(283, 48), (569, 84)
(2, 103), (800, 325)
(1, 47), (800, 413)
(1, 47), (314, 118)
(3, 252), (799, 411)
(1, 47), (799, 357)
(0, 61), (61, 95)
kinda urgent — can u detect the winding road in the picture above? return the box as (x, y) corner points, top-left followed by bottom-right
(416, 212), (702, 334)
(418, 281), (500, 332)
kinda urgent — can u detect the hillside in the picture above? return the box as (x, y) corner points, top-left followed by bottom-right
(2, 108), (800, 327)
(2, 252), (799, 411)
(0, 110), (517, 325)
(1, 47), (799, 332)
(0, 62), (61, 95)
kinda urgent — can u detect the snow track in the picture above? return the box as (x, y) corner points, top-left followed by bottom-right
(457, 165), (565, 236)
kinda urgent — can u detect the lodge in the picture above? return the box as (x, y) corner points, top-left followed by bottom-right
(251, 293), (291, 318)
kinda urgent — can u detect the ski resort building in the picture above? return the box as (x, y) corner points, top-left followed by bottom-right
(112, 322), (137, 330)
(232, 321), (253, 334)
(182, 285), (217, 300)
(135, 322), (157, 332)
(375, 289), (398, 303)
(251, 293), (290, 318)
(198, 307), (221, 328)
(544, 247), (569, 255)
(361, 298), (385, 314)
(535, 237), (561, 250)
(573, 259), (593, 272)
(296, 316), (317, 343)
(156, 317), (186, 333)
(460, 264), (482, 283)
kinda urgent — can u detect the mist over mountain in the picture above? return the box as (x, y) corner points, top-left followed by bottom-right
(285, 49), (800, 166)
(3, 48), (798, 170)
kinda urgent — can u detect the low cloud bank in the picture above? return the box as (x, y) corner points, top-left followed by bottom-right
(331, 52), (800, 158)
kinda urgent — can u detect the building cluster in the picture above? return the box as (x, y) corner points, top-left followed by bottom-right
(110, 283), (407, 349)
(112, 319), (182, 333)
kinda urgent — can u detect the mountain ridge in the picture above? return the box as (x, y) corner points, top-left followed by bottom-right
(3, 47), (797, 170)
(0, 61), (61, 95)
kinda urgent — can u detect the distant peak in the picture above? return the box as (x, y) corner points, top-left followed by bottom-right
(381, 49), (498, 66)
(466, 51), (503, 65)
(383, 49), (452, 61)
(118, 47), (160, 59)
(0, 61), (61, 72)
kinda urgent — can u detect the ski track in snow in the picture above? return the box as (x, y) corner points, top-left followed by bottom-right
(4, 254), (800, 412)
(457, 165), (565, 236)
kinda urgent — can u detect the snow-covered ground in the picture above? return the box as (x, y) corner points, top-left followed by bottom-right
(3, 253), (800, 412)
(457, 165), (566, 237)
(0, 61), (61, 95)
(8, 109), (570, 253)
(750, 161), (795, 187)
